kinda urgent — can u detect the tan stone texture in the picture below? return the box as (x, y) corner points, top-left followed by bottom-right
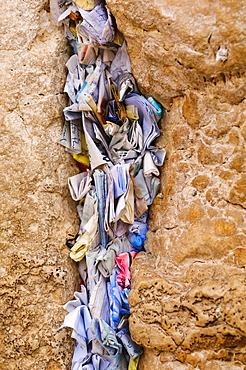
(1, 0), (246, 368)
(0, 0), (79, 369)
(107, 0), (246, 368)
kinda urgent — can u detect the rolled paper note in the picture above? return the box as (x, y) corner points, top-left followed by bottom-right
(68, 172), (92, 201)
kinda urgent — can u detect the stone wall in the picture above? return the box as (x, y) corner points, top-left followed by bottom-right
(0, 1), (79, 369)
(107, 0), (246, 369)
(1, 0), (245, 369)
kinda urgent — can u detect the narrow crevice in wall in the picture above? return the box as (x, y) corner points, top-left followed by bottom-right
(53, 0), (166, 369)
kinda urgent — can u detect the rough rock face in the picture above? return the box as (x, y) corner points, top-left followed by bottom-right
(0, 1), (79, 369)
(106, 0), (246, 368)
(1, 0), (246, 368)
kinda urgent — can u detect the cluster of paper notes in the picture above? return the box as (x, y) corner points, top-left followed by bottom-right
(51, 0), (166, 368)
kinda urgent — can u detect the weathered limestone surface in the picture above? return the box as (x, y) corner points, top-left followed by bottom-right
(107, 0), (246, 368)
(0, 1), (79, 369)
(1, 0), (246, 368)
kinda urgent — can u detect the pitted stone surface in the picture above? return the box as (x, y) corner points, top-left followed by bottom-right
(1, 0), (246, 368)
(107, 0), (246, 108)
(129, 254), (246, 368)
(0, 0), (79, 369)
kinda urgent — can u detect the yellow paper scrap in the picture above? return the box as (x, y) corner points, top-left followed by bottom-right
(70, 210), (98, 261)
(72, 154), (90, 167)
(71, 133), (90, 166)
(126, 105), (139, 120)
(128, 356), (140, 370)
(73, 0), (99, 11)
(69, 26), (77, 36)
(121, 179), (134, 224)
(113, 30), (124, 46)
